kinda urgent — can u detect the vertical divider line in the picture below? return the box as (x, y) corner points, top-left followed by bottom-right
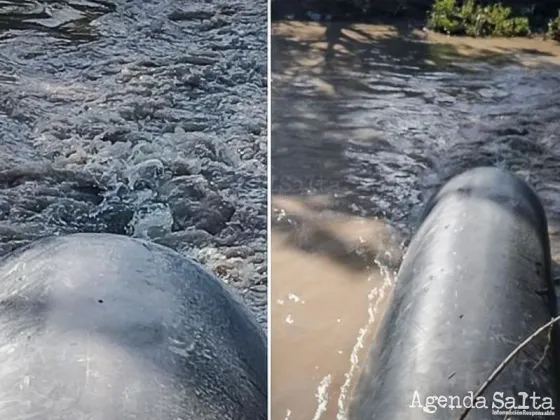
(266, 0), (273, 418)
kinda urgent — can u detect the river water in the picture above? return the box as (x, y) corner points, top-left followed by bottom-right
(0, 0), (268, 326)
(271, 21), (560, 420)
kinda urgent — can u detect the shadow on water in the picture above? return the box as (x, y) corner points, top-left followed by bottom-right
(273, 196), (401, 274)
(0, 0), (116, 42)
(271, 18), (560, 420)
(272, 20), (560, 238)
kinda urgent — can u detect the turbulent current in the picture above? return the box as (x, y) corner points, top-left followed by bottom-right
(0, 0), (267, 326)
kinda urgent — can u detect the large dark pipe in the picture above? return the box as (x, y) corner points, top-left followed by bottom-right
(0, 233), (267, 419)
(348, 167), (559, 419)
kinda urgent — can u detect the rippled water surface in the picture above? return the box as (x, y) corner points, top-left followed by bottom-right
(271, 21), (560, 420)
(0, 0), (267, 325)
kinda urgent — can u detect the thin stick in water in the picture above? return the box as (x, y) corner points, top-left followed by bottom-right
(457, 314), (560, 420)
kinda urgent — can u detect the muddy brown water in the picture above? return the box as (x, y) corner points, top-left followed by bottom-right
(271, 21), (560, 420)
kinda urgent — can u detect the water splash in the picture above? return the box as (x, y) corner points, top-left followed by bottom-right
(312, 374), (332, 420)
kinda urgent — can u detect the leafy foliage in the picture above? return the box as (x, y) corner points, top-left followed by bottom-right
(547, 10), (560, 40)
(427, 0), (530, 37)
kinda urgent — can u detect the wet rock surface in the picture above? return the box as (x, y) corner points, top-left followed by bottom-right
(0, 0), (267, 328)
